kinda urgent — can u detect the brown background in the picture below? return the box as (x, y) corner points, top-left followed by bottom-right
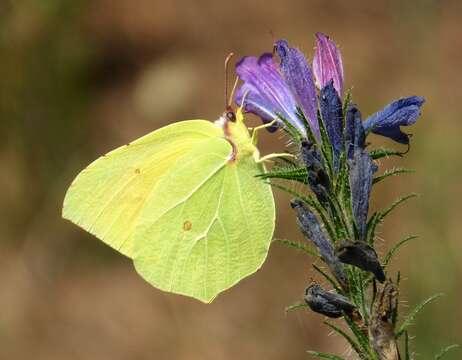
(1, 0), (461, 359)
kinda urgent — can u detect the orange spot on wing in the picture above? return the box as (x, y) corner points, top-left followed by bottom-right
(183, 221), (192, 231)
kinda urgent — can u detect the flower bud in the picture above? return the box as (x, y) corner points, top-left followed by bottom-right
(305, 283), (355, 318)
(336, 240), (385, 282)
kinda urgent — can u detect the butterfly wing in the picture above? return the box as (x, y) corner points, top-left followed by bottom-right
(133, 139), (275, 303)
(62, 120), (223, 258)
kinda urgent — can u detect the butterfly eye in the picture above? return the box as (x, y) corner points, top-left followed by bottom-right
(225, 111), (236, 122)
(226, 111), (236, 122)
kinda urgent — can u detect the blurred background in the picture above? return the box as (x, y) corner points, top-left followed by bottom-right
(1, 0), (461, 359)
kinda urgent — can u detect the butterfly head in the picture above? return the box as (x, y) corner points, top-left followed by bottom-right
(224, 106), (236, 123)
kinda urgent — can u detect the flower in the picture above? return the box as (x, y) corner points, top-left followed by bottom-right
(344, 104), (365, 159)
(319, 80), (344, 164)
(305, 283), (355, 318)
(363, 96), (425, 144)
(336, 241), (385, 282)
(235, 40), (319, 138)
(235, 33), (424, 148)
(291, 199), (347, 287)
(275, 40), (318, 135)
(234, 33), (346, 140)
(300, 140), (331, 205)
(313, 32), (344, 97)
(348, 147), (374, 240)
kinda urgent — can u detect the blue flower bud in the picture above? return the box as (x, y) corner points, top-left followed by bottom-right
(336, 240), (385, 282)
(291, 200), (347, 287)
(305, 283), (355, 318)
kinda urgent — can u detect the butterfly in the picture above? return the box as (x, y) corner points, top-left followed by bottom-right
(62, 100), (278, 302)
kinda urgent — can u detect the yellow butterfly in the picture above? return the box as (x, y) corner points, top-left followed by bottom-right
(63, 59), (283, 302)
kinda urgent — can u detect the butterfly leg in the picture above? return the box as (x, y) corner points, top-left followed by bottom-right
(251, 120), (277, 146)
(257, 152), (295, 164)
(225, 138), (238, 162)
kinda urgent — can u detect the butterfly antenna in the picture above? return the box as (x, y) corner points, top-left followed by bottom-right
(224, 52), (234, 110)
(239, 88), (250, 109)
(227, 76), (239, 108)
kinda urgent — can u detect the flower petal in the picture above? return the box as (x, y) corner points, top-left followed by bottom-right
(313, 33), (344, 97)
(319, 80), (343, 167)
(234, 82), (279, 132)
(275, 40), (319, 138)
(235, 54), (305, 135)
(363, 96), (425, 144)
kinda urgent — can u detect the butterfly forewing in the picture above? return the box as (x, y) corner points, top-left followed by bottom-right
(62, 120), (222, 257)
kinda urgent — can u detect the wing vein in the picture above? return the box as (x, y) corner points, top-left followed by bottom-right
(146, 154), (227, 224)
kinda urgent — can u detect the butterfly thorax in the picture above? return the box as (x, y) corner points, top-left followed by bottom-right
(215, 108), (258, 162)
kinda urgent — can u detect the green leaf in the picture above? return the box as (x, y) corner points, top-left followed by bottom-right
(307, 350), (346, 360)
(357, 270), (368, 323)
(317, 110), (334, 178)
(370, 148), (404, 160)
(297, 108), (319, 145)
(278, 114), (303, 143)
(381, 193), (418, 219)
(342, 88), (353, 123)
(334, 152), (348, 192)
(396, 293), (444, 338)
(383, 235), (418, 267)
(343, 314), (374, 357)
(327, 193), (352, 240)
(373, 167), (415, 185)
(367, 194), (417, 245)
(273, 238), (319, 257)
(312, 264), (342, 293)
(266, 181), (307, 199)
(323, 321), (365, 359)
(285, 301), (308, 314)
(434, 344), (460, 360)
(366, 212), (382, 244)
(257, 166), (308, 183)
(404, 331), (411, 360)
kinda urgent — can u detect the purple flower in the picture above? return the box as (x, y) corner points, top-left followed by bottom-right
(276, 40), (318, 136)
(235, 40), (319, 138)
(313, 33), (344, 98)
(235, 33), (425, 149)
(363, 96), (425, 144)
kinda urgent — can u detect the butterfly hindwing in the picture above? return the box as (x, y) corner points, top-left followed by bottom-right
(133, 139), (275, 303)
